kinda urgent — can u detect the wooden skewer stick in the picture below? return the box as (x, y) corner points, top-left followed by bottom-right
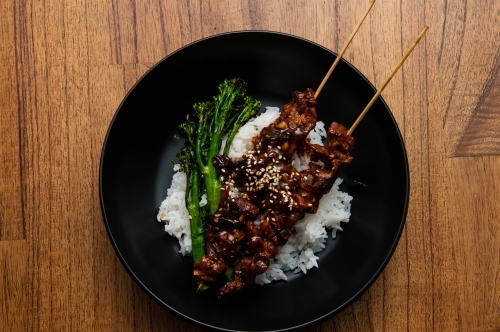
(347, 25), (429, 136)
(314, 0), (377, 99)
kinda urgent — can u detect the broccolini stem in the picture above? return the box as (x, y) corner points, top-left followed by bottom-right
(204, 167), (221, 215)
(223, 97), (261, 155)
(186, 167), (205, 264)
(203, 80), (245, 214)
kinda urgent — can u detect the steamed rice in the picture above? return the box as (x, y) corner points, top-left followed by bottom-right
(157, 106), (352, 284)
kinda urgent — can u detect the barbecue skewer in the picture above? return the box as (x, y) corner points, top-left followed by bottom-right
(314, 0), (377, 99)
(347, 25), (429, 135)
(191, 7), (428, 296)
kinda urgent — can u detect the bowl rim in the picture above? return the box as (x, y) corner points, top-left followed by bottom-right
(99, 29), (410, 331)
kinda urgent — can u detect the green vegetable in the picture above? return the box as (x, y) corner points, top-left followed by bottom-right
(176, 78), (261, 266)
(176, 146), (206, 264)
(224, 267), (235, 282)
(339, 173), (367, 188)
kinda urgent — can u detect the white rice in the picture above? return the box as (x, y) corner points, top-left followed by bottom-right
(157, 106), (352, 284)
(222, 106), (281, 159)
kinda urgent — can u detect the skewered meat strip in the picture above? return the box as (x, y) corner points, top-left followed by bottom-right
(193, 89), (355, 299)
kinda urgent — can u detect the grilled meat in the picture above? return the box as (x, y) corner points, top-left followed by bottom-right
(193, 88), (355, 299)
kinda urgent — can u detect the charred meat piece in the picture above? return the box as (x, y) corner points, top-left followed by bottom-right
(252, 88), (317, 158)
(193, 255), (228, 284)
(231, 197), (260, 216)
(217, 256), (256, 299)
(328, 122), (355, 163)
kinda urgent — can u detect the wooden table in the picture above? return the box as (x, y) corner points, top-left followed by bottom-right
(2, 0), (499, 331)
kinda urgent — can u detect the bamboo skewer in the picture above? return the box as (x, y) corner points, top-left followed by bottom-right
(347, 25), (429, 136)
(314, 0), (377, 99)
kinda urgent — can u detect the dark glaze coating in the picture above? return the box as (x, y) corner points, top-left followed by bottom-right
(193, 89), (355, 299)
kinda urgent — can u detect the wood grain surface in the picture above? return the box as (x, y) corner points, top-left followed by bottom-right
(1, 0), (499, 331)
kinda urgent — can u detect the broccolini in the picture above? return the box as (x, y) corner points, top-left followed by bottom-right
(176, 78), (261, 265)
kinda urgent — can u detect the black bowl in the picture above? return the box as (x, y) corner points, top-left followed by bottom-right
(100, 31), (409, 331)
